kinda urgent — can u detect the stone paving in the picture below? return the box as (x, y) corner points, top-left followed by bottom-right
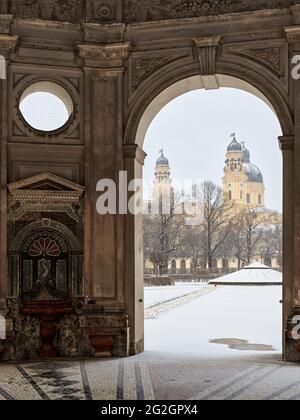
(0, 353), (299, 400)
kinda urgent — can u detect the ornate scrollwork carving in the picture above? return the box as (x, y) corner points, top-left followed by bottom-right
(124, 0), (244, 22)
(78, 42), (131, 68)
(10, 0), (82, 23)
(130, 54), (188, 90)
(224, 40), (287, 80)
(226, 46), (285, 78)
(8, 0), (300, 24)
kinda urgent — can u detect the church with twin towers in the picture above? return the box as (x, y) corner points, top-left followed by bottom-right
(145, 134), (281, 275)
(153, 133), (265, 211)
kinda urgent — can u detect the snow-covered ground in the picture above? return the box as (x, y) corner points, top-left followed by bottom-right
(144, 282), (208, 309)
(145, 285), (283, 358)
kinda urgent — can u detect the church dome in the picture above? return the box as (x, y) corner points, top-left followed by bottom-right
(156, 150), (169, 166)
(243, 163), (263, 183)
(242, 142), (251, 163)
(227, 135), (242, 152)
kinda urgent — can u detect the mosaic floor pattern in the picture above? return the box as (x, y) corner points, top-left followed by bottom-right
(0, 354), (299, 400)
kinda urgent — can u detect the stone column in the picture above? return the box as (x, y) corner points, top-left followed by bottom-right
(0, 34), (18, 310)
(284, 26), (300, 361)
(123, 144), (146, 355)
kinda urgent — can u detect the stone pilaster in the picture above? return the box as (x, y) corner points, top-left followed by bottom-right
(78, 42), (130, 303)
(123, 144), (146, 355)
(284, 26), (300, 49)
(283, 26), (300, 361)
(290, 5), (300, 25)
(0, 14), (13, 34)
(0, 35), (18, 310)
(76, 42), (131, 356)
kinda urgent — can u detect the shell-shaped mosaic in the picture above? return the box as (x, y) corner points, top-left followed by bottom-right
(28, 238), (61, 257)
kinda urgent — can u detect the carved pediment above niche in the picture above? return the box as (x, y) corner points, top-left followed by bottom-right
(7, 0), (300, 24)
(8, 172), (85, 204)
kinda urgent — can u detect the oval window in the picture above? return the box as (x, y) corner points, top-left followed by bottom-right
(19, 81), (74, 132)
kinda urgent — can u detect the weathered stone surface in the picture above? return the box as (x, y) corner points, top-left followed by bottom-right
(3, 0), (300, 24)
(285, 307), (300, 362)
(54, 314), (95, 358)
(1, 300), (42, 361)
(123, 0), (299, 23)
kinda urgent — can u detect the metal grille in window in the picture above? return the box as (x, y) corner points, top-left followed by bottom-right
(56, 260), (67, 292)
(23, 260), (33, 292)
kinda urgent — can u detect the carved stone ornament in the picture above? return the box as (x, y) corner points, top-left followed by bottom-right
(123, 144), (147, 165)
(10, 0), (82, 23)
(6, 0), (300, 24)
(194, 36), (221, 75)
(130, 52), (189, 90)
(123, 0), (300, 23)
(0, 35), (19, 58)
(285, 26), (300, 45)
(78, 42), (131, 68)
(8, 172), (85, 204)
(54, 314), (95, 357)
(224, 41), (287, 79)
(279, 136), (295, 152)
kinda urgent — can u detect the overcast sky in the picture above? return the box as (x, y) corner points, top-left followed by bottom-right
(143, 88), (283, 212)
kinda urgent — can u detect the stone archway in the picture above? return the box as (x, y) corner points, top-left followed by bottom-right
(125, 75), (294, 360)
(0, 1), (299, 362)
(129, 74), (292, 149)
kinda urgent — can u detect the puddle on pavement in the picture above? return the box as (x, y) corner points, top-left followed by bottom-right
(209, 338), (276, 352)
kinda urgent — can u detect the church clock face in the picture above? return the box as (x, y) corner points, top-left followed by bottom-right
(21, 230), (70, 301)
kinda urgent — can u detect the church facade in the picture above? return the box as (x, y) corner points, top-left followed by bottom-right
(223, 135), (265, 209)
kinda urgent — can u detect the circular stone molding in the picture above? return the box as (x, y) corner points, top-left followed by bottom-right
(19, 81), (74, 133)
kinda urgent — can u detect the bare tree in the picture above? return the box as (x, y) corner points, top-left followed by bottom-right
(273, 218), (283, 266)
(259, 214), (283, 267)
(182, 225), (206, 273)
(229, 208), (264, 265)
(144, 192), (186, 276)
(192, 181), (234, 269)
(227, 216), (244, 269)
(241, 209), (265, 264)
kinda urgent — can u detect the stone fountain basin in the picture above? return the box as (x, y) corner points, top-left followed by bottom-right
(20, 301), (74, 316)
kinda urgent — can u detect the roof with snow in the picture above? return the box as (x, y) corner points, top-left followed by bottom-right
(209, 263), (282, 286)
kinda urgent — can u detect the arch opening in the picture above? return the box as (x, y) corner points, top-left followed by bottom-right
(135, 74), (285, 149)
(139, 74), (284, 360)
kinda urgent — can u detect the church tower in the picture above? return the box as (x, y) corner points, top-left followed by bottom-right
(154, 150), (171, 184)
(223, 134), (265, 208)
(154, 150), (172, 193)
(152, 150), (174, 210)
